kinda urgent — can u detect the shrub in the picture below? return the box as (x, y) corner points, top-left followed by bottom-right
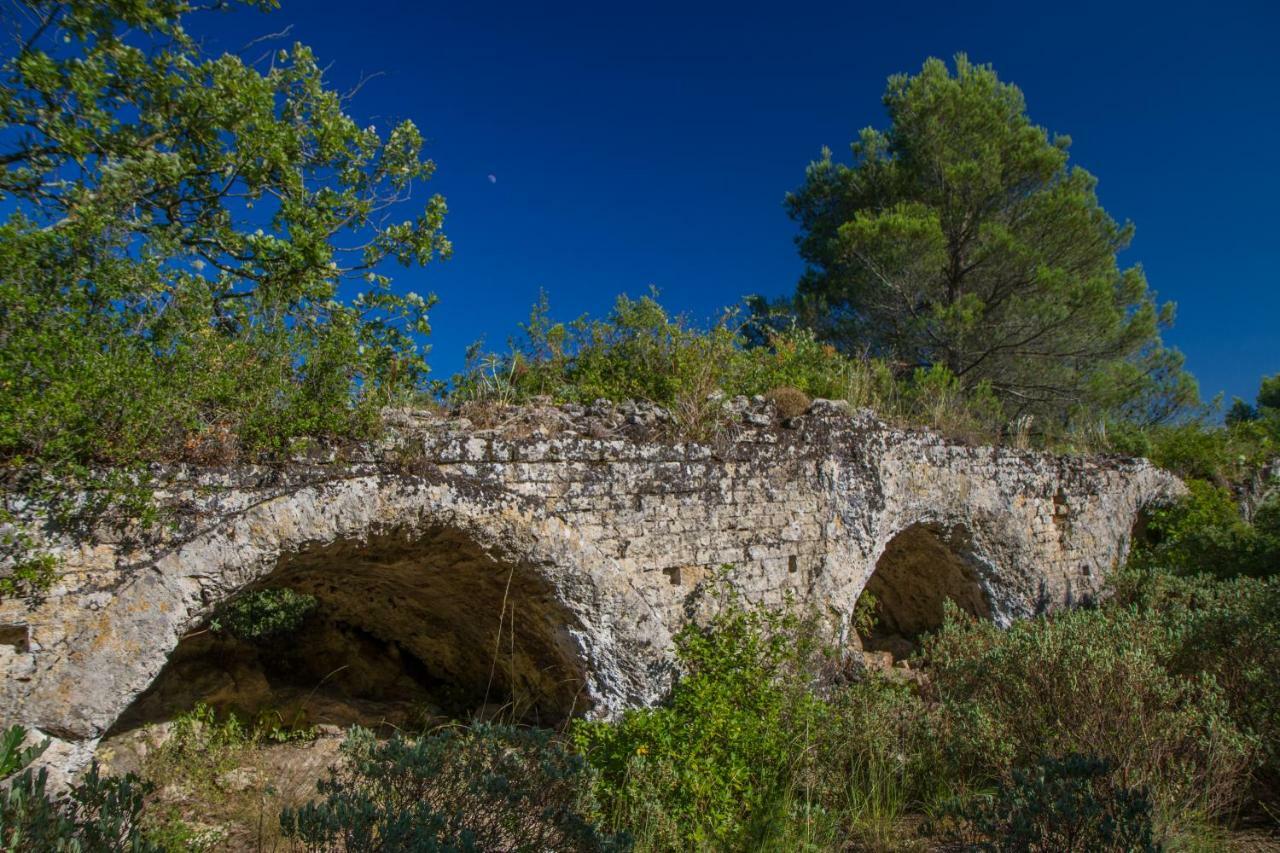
(495, 292), (746, 438)
(209, 588), (318, 640)
(0, 547), (58, 601)
(938, 753), (1158, 852)
(1174, 579), (1280, 805)
(134, 703), (320, 851)
(573, 597), (826, 849)
(1108, 565), (1221, 613)
(729, 324), (891, 405)
(0, 507), (62, 601)
(922, 604), (1250, 833)
(0, 763), (160, 852)
(1116, 571), (1280, 809)
(459, 292), (732, 410)
(1128, 419), (1277, 486)
(452, 292), (1023, 445)
(1130, 479), (1280, 579)
(281, 724), (625, 852)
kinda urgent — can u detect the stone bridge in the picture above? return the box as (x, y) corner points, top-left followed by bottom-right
(0, 398), (1182, 781)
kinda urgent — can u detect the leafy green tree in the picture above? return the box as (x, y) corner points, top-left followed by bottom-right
(787, 55), (1195, 425)
(1225, 374), (1280, 426)
(1226, 398), (1259, 426)
(0, 0), (449, 474)
(1259, 374), (1280, 412)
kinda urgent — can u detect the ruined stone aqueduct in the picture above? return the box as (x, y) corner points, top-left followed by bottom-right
(1, 398), (1182, 781)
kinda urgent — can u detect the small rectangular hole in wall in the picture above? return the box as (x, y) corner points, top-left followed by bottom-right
(788, 555), (798, 574)
(663, 567), (681, 586)
(0, 624), (29, 653)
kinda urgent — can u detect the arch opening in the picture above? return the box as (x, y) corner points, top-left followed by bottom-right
(107, 526), (590, 739)
(854, 523), (992, 661)
(1127, 505), (1157, 557)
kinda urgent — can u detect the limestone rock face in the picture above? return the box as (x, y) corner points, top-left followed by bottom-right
(0, 400), (1182, 785)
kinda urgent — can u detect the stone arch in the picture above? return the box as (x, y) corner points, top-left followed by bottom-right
(1126, 502), (1159, 559)
(108, 522), (594, 736)
(854, 522), (993, 659)
(19, 475), (669, 782)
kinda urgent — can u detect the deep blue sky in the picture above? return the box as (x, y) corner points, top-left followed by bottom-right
(199, 0), (1277, 406)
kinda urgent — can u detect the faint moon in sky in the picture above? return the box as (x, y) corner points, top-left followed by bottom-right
(487, 174), (497, 184)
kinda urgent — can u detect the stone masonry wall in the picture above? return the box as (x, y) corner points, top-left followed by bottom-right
(0, 398), (1184, 783)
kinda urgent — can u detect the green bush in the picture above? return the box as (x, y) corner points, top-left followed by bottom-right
(1131, 479), (1280, 579)
(1, 762), (160, 852)
(1172, 579), (1280, 805)
(938, 753), (1158, 852)
(1122, 419), (1278, 486)
(282, 724), (626, 852)
(209, 588), (318, 640)
(922, 604), (1250, 832)
(452, 292), (1022, 444)
(1105, 370), (1279, 488)
(129, 703), (320, 851)
(462, 292), (729, 406)
(145, 702), (316, 788)
(1116, 570), (1280, 808)
(566, 581), (1264, 848)
(573, 597), (826, 849)
(726, 322), (893, 405)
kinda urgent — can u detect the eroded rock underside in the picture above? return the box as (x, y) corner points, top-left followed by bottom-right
(0, 399), (1183, 783)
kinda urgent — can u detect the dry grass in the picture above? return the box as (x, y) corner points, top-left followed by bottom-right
(765, 386), (813, 421)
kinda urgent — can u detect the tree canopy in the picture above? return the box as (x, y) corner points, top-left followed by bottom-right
(0, 0), (448, 471)
(1226, 373), (1280, 427)
(786, 55), (1196, 426)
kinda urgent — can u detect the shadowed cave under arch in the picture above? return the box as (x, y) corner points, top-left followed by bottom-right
(108, 526), (591, 737)
(856, 522), (992, 659)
